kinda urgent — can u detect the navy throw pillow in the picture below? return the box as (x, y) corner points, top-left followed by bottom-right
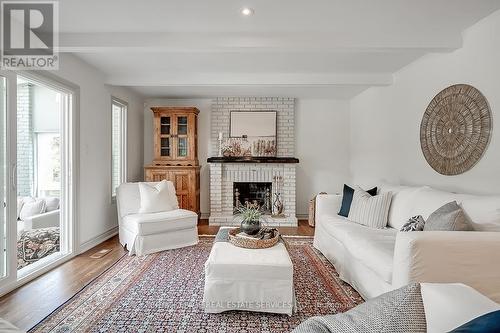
(338, 184), (377, 217)
(450, 310), (500, 333)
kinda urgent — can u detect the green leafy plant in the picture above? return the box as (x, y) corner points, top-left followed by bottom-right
(235, 206), (263, 225)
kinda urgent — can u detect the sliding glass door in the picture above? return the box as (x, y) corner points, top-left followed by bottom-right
(0, 71), (76, 294)
(0, 71), (17, 290)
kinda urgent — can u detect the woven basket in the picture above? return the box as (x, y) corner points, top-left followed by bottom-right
(228, 228), (280, 249)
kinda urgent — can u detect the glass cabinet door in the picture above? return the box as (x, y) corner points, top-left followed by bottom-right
(160, 116), (170, 135)
(176, 116), (188, 157)
(159, 116), (171, 157)
(160, 137), (170, 157)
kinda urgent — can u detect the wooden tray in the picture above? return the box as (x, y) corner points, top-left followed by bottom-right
(228, 228), (280, 249)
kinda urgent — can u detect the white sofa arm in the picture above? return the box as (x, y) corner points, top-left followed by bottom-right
(392, 231), (500, 302)
(315, 194), (342, 227)
(22, 210), (60, 230)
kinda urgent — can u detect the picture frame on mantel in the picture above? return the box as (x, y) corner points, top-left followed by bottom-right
(224, 110), (277, 157)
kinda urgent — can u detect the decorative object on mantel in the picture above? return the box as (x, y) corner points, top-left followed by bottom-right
(217, 132), (223, 157)
(221, 137), (276, 157)
(207, 156), (299, 163)
(420, 84), (492, 175)
(144, 107), (201, 214)
(272, 175), (285, 217)
(228, 227), (280, 249)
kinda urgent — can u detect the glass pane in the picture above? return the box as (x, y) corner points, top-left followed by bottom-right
(17, 76), (63, 271)
(177, 116), (188, 135)
(161, 137), (170, 156)
(178, 137), (188, 157)
(0, 77), (6, 278)
(160, 116), (170, 135)
(112, 103), (122, 196)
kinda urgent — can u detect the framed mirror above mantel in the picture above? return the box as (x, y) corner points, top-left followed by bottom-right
(221, 110), (278, 157)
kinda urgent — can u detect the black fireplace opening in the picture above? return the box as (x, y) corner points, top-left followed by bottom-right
(233, 182), (272, 214)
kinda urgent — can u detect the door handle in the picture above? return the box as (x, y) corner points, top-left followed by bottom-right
(11, 163), (16, 191)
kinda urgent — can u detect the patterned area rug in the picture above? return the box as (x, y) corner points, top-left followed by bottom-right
(30, 236), (363, 333)
(17, 227), (60, 270)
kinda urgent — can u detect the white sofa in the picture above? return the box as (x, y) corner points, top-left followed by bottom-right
(17, 210), (60, 238)
(117, 182), (199, 256)
(313, 183), (500, 302)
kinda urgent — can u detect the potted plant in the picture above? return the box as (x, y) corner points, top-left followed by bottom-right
(235, 205), (264, 235)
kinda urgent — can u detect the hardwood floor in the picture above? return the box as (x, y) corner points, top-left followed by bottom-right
(0, 220), (314, 331)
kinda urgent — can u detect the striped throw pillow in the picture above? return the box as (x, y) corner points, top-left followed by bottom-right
(348, 186), (393, 228)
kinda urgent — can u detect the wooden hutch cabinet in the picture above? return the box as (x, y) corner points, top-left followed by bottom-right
(144, 107), (200, 215)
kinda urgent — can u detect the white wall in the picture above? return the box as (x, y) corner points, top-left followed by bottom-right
(295, 99), (350, 215)
(55, 53), (144, 249)
(143, 98), (350, 217)
(350, 10), (500, 195)
(143, 98), (212, 216)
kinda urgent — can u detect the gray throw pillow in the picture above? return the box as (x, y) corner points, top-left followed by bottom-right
(423, 201), (473, 231)
(292, 283), (426, 333)
(400, 215), (425, 232)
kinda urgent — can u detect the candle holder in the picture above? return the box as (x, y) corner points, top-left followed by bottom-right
(218, 133), (223, 157)
(272, 175), (285, 217)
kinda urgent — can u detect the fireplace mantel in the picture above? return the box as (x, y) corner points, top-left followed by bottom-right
(207, 156), (299, 164)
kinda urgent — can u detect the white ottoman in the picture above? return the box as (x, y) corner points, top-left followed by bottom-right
(203, 234), (295, 315)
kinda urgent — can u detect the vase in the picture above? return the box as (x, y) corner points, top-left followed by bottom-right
(240, 219), (261, 235)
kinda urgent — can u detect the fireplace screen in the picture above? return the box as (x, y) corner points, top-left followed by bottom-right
(233, 182), (272, 214)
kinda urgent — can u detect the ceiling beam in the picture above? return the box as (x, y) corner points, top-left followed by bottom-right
(105, 72), (393, 87)
(58, 32), (462, 54)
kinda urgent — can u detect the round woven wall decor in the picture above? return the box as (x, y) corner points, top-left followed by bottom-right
(420, 84), (492, 175)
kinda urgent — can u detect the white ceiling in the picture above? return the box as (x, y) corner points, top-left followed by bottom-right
(58, 0), (500, 99)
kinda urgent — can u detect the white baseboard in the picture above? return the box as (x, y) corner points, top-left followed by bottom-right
(200, 212), (210, 219)
(78, 227), (119, 254)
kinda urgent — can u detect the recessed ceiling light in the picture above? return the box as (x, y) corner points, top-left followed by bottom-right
(241, 7), (254, 16)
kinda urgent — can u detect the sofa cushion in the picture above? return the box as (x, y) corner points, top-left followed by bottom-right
(407, 187), (500, 231)
(409, 187), (461, 220)
(321, 218), (397, 283)
(338, 184), (377, 217)
(423, 201), (473, 231)
(458, 194), (500, 231)
(348, 187), (392, 229)
(380, 184), (427, 230)
(19, 199), (46, 221)
(44, 197), (60, 212)
(122, 209), (197, 236)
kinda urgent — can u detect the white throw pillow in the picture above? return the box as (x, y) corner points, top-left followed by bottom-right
(457, 193), (500, 231)
(379, 183), (427, 230)
(138, 180), (178, 214)
(19, 199), (46, 221)
(348, 186), (393, 229)
(44, 197), (60, 212)
(421, 283), (500, 333)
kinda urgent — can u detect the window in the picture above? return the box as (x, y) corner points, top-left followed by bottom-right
(111, 98), (127, 198)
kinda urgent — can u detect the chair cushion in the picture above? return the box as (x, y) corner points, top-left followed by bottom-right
(321, 218), (397, 283)
(122, 209), (197, 236)
(138, 180), (178, 214)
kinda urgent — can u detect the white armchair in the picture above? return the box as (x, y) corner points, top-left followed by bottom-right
(116, 182), (199, 256)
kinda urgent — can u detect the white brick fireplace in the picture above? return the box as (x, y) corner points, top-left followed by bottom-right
(208, 97), (298, 227)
